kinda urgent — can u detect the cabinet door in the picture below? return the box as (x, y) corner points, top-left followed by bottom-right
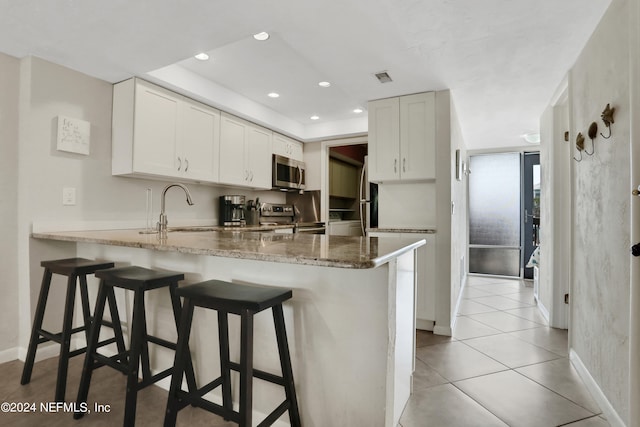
(273, 133), (303, 161)
(246, 124), (272, 189)
(342, 163), (359, 199)
(180, 103), (220, 181)
(368, 97), (400, 182)
(219, 113), (247, 186)
(400, 92), (436, 180)
(133, 82), (180, 176)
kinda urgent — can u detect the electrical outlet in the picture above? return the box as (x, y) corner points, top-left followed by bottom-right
(62, 187), (76, 205)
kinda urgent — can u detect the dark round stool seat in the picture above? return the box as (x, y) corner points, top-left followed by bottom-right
(164, 280), (301, 427)
(75, 266), (195, 426)
(21, 258), (118, 402)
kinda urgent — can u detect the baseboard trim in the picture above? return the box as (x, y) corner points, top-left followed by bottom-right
(537, 299), (550, 324)
(569, 350), (627, 427)
(0, 347), (19, 364)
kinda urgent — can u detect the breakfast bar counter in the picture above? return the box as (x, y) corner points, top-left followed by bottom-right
(31, 229), (425, 426)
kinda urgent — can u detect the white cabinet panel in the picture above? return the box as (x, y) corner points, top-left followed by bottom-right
(112, 78), (220, 183)
(179, 103), (220, 181)
(400, 93), (436, 180)
(219, 113), (272, 189)
(273, 133), (303, 161)
(368, 97), (400, 182)
(132, 81), (180, 176)
(368, 92), (436, 183)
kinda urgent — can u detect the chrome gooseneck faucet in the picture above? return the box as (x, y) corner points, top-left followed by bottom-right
(158, 183), (194, 237)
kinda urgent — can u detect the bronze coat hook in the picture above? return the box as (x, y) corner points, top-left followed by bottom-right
(573, 132), (585, 162)
(585, 122), (597, 155)
(600, 103), (615, 139)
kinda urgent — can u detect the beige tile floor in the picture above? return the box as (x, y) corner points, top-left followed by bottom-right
(401, 276), (609, 427)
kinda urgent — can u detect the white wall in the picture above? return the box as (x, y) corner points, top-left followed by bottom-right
(539, 84), (571, 328)
(565, 0), (630, 423)
(448, 95), (468, 330)
(12, 56), (283, 359)
(0, 52), (20, 356)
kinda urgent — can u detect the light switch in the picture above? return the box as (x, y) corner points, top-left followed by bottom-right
(62, 187), (76, 205)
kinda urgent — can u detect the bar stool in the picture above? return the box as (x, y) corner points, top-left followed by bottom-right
(74, 265), (196, 426)
(164, 280), (301, 427)
(21, 257), (124, 402)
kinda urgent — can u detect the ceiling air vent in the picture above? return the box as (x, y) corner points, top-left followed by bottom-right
(374, 71), (393, 83)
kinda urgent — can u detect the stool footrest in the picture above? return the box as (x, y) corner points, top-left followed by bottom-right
(175, 389), (239, 422)
(38, 325), (86, 344)
(228, 361), (285, 386)
(258, 400), (291, 427)
(146, 335), (177, 350)
(138, 367), (174, 389)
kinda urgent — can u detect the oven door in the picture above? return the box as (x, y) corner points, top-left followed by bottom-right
(273, 155), (306, 190)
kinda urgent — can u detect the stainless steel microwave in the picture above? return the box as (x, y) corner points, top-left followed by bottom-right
(272, 155), (306, 190)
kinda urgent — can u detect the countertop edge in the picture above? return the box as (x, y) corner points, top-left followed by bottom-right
(368, 228), (436, 234)
(371, 238), (426, 267)
(31, 231), (415, 270)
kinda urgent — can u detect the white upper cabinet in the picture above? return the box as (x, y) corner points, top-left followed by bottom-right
(368, 92), (436, 182)
(273, 133), (304, 161)
(219, 113), (272, 189)
(112, 78), (220, 183)
(179, 102), (220, 182)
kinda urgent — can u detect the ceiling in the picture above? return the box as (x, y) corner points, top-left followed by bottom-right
(0, 0), (611, 149)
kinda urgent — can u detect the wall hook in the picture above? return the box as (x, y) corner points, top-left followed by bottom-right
(585, 122), (597, 155)
(573, 132), (584, 162)
(600, 103), (615, 139)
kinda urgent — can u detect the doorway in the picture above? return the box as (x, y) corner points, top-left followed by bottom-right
(467, 151), (540, 278)
(523, 152), (541, 279)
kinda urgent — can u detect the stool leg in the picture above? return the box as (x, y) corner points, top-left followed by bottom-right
(239, 309), (254, 427)
(106, 287), (127, 359)
(217, 311), (233, 415)
(273, 304), (301, 427)
(169, 283), (196, 392)
(78, 274), (92, 342)
(164, 298), (195, 427)
(21, 268), (53, 385)
(74, 280), (108, 419)
(123, 288), (145, 426)
(54, 273), (79, 402)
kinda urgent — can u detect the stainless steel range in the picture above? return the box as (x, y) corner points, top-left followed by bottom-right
(260, 202), (325, 234)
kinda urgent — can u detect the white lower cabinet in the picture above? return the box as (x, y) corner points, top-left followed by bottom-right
(329, 221), (362, 236)
(112, 78), (220, 182)
(369, 231), (436, 328)
(219, 113), (272, 189)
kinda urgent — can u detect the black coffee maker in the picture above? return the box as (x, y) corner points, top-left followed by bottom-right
(219, 195), (246, 226)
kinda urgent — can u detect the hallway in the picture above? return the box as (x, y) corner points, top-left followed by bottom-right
(400, 276), (608, 426)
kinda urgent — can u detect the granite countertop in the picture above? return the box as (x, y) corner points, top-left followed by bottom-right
(32, 229), (425, 269)
(368, 227), (437, 234)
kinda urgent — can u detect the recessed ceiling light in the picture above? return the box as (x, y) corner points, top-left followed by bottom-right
(268, 92), (280, 98)
(353, 108), (363, 114)
(318, 81), (331, 88)
(310, 115), (320, 120)
(194, 53), (209, 61)
(522, 132), (540, 144)
(253, 32), (270, 41)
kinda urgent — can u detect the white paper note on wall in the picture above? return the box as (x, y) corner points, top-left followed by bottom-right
(56, 115), (90, 155)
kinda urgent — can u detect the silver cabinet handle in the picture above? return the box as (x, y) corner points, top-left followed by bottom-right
(177, 157), (182, 171)
(394, 159), (397, 173)
(403, 158), (406, 172)
(184, 158), (189, 172)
